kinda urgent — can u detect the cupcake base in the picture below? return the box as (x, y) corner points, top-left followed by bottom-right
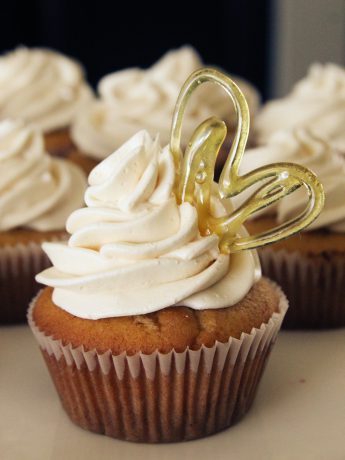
(40, 345), (271, 442)
(0, 231), (66, 324)
(259, 248), (345, 329)
(28, 283), (287, 443)
(245, 218), (345, 329)
(0, 243), (48, 323)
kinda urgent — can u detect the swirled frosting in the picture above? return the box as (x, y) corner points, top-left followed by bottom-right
(37, 130), (258, 319)
(71, 46), (260, 160)
(0, 47), (94, 132)
(0, 120), (87, 231)
(256, 63), (345, 150)
(237, 129), (345, 232)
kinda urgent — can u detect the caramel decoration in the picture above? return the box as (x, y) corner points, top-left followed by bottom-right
(170, 68), (325, 253)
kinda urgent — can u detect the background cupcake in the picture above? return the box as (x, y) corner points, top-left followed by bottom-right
(240, 128), (345, 328)
(255, 63), (345, 154)
(0, 47), (94, 157)
(29, 130), (288, 443)
(71, 46), (260, 167)
(0, 119), (87, 323)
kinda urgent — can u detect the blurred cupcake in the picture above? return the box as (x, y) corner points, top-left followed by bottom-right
(29, 130), (287, 442)
(0, 120), (87, 323)
(71, 46), (260, 168)
(0, 47), (94, 157)
(241, 129), (345, 328)
(256, 63), (345, 153)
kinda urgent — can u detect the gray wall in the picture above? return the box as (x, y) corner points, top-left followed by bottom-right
(269, 0), (345, 98)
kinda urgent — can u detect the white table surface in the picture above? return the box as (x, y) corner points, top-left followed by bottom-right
(1, 325), (345, 460)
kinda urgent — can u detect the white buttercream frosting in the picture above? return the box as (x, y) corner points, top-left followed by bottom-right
(0, 47), (94, 132)
(36, 130), (258, 319)
(71, 46), (260, 159)
(256, 63), (345, 150)
(236, 129), (345, 232)
(0, 120), (87, 231)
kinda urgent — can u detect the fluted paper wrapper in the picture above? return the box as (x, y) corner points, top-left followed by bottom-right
(0, 243), (49, 323)
(0, 238), (66, 324)
(259, 248), (345, 328)
(28, 285), (288, 443)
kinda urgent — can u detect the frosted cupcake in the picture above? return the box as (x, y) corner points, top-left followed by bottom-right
(0, 120), (87, 323)
(71, 46), (260, 164)
(0, 47), (94, 157)
(29, 130), (287, 442)
(28, 68), (323, 442)
(241, 129), (345, 327)
(255, 63), (345, 153)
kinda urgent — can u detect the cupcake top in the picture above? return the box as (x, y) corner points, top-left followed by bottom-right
(36, 131), (258, 319)
(237, 129), (345, 232)
(256, 63), (345, 150)
(0, 120), (87, 231)
(0, 47), (94, 132)
(71, 46), (260, 159)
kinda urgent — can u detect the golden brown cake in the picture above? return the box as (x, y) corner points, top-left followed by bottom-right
(33, 278), (279, 355)
(0, 228), (66, 247)
(44, 128), (75, 157)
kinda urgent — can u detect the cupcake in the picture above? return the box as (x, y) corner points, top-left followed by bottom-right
(71, 46), (260, 167)
(0, 47), (94, 157)
(255, 63), (345, 153)
(28, 65), (325, 442)
(0, 119), (87, 323)
(239, 129), (345, 328)
(29, 129), (288, 442)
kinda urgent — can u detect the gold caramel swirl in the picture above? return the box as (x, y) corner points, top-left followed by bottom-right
(170, 68), (325, 253)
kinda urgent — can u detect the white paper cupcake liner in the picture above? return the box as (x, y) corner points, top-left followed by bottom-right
(258, 247), (345, 328)
(0, 236), (66, 324)
(0, 242), (49, 324)
(28, 282), (288, 442)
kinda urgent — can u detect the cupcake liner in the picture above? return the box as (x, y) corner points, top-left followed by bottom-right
(258, 248), (345, 328)
(28, 284), (288, 443)
(0, 238), (65, 324)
